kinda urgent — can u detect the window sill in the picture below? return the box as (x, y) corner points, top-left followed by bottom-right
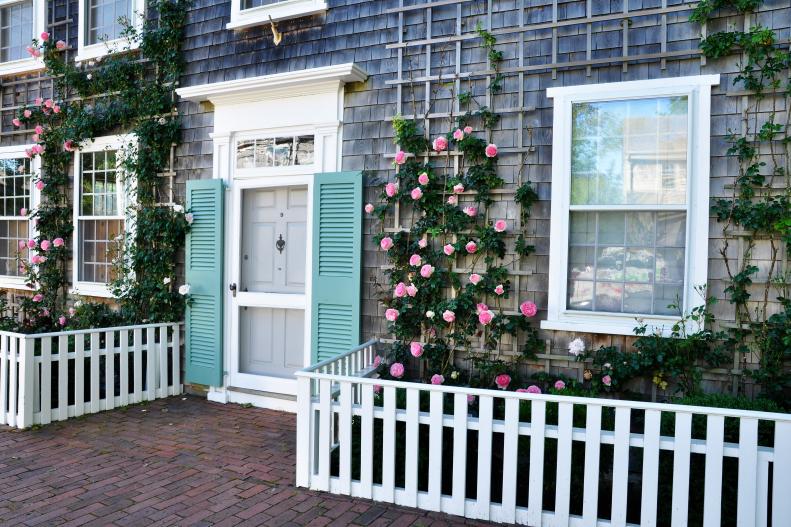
(0, 57), (45, 78)
(541, 311), (685, 337)
(71, 283), (114, 299)
(227, 0), (327, 30)
(74, 39), (138, 63)
(0, 277), (32, 291)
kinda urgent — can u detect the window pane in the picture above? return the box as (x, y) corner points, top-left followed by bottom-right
(80, 150), (119, 216)
(0, 1), (33, 62)
(236, 136), (315, 169)
(0, 158), (31, 277)
(571, 96), (688, 206)
(79, 219), (123, 283)
(86, 0), (131, 45)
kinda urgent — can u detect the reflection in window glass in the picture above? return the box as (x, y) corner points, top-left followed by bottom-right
(236, 135), (314, 169)
(85, 0), (132, 45)
(0, 158), (32, 277)
(0, 1), (33, 62)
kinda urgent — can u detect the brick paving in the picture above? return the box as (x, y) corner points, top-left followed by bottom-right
(0, 396), (495, 526)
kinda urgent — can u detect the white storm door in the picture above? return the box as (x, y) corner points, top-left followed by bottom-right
(229, 183), (309, 393)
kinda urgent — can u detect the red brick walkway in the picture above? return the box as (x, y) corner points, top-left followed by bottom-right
(0, 396), (495, 526)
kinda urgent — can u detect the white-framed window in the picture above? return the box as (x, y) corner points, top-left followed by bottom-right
(542, 75), (719, 336)
(75, 0), (144, 63)
(72, 135), (131, 298)
(0, 0), (46, 76)
(0, 145), (38, 289)
(227, 0), (327, 31)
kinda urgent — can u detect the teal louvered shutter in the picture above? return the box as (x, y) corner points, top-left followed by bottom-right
(185, 179), (224, 386)
(311, 171), (363, 363)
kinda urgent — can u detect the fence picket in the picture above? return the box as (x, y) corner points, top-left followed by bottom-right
(119, 330), (129, 406)
(74, 334), (85, 416)
(8, 336), (17, 427)
(339, 382), (352, 495)
(582, 404), (601, 527)
(501, 398), (519, 524)
(359, 383), (374, 499)
(756, 457), (768, 527)
(382, 386), (396, 502)
(158, 326), (168, 398)
(702, 415), (724, 527)
(527, 400), (546, 526)
(40, 337), (52, 425)
(772, 421), (791, 526)
(427, 390), (443, 512)
(146, 327), (156, 401)
(104, 331), (114, 410)
(317, 378), (331, 492)
(171, 325), (180, 394)
(58, 336), (68, 421)
(555, 402), (573, 526)
(451, 392), (468, 516)
(641, 409), (661, 526)
(133, 328), (142, 403)
(737, 418), (758, 527)
(475, 395), (493, 520)
(0, 335), (7, 425)
(671, 412), (692, 527)
(18, 338), (33, 428)
(611, 407), (631, 527)
(404, 388), (419, 508)
(90, 332), (100, 413)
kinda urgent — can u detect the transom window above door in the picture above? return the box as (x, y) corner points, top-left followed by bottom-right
(236, 135), (315, 169)
(543, 75), (719, 336)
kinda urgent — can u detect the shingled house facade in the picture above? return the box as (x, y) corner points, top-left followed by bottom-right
(0, 0), (787, 410)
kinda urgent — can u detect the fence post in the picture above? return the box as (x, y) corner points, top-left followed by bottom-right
(17, 336), (34, 429)
(295, 374), (312, 488)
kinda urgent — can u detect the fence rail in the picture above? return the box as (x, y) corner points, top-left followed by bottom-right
(0, 322), (182, 429)
(296, 340), (791, 527)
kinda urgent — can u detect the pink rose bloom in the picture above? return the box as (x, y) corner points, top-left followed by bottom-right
(53, 105), (61, 114)
(40, 31), (49, 41)
(394, 150), (406, 165)
(447, 195), (458, 205)
(418, 172), (429, 185)
(68, 307), (75, 316)
(465, 241), (477, 254)
(37, 256), (46, 263)
(40, 240), (51, 251)
(373, 384), (382, 394)
(58, 316), (66, 326)
(463, 206), (477, 217)
(390, 362), (405, 379)
(418, 238), (427, 248)
(18, 240), (25, 250)
(406, 284), (417, 297)
(394, 282), (407, 297)
(364, 203), (374, 214)
(442, 310), (455, 323)
(385, 308), (399, 322)
(432, 136), (448, 152)
(469, 273), (481, 285)
(495, 374), (511, 390)
(410, 341), (423, 357)
(409, 254), (421, 267)
(373, 355), (382, 368)
(410, 187), (423, 200)
(430, 374), (444, 385)
(602, 375), (612, 387)
(478, 310), (494, 325)
(385, 182), (398, 197)
(494, 284), (504, 295)
(468, 394), (475, 404)
(44, 99), (53, 109)
(56, 40), (66, 50)
(452, 128), (464, 140)
(32, 134), (40, 143)
(494, 220), (507, 232)
(554, 380), (566, 390)
(23, 109), (32, 118)
(419, 264), (434, 278)
(32, 294), (43, 302)
(53, 238), (64, 247)
(527, 385), (542, 394)
(516, 388), (529, 393)
(520, 301), (537, 317)
(27, 239), (36, 249)
(34, 125), (43, 135)
(485, 143), (498, 158)
(476, 303), (489, 314)
(30, 255), (40, 264)
(35, 180), (44, 190)
(379, 237), (394, 251)
(12, 118), (21, 127)
(453, 183), (464, 194)
(443, 244), (455, 256)
(464, 126), (473, 134)
(34, 97), (43, 105)
(19, 207), (27, 216)
(64, 140), (76, 152)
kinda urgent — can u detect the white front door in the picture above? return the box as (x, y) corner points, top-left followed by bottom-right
(229, 182), (310, 394)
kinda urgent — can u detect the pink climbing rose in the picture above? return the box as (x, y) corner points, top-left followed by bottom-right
(34, 125), (43, 135)
(410, 341), (423, 358)
(373, 355), (382, 368)
(443, 244), (455, 256)
(432, 136), (448, 152)
(469, 273), (481, 285)
(40, 31), (49, 41)
(364, 203), (374, 214)
(373, 384), (382, 394)
(463, 206), (477, 217)
(494, 219), (507, 232)
(385, 308), (399, 322)
(64, 140), (76, 152)
(520, 301), (537, 317)
(495, 374), (511, 390)
(19, 207), (27, 216)
(56, 40), (66, 50)
(453, 183), (464, 194)
(526, 385), (542, 394)
(420, 264), (434, 278)
(418, 172), (429, 185)
(379, 237), (394, 251)
(385, 182), (398, 197)
(27, 239), (36, 249)
(447, 195), (458, 205)
(23, 109), (32, 118)
(17, 240), (25, 250)
(390, 362), (405, 379)
(602, 375), (612, 387)
(418, 238), (427, 248)
(394, 282), (407, 297)
(410, 187), (423, 200)
(53, 238), (64, 248)
(35, 180), (44, 190)
(452, 128), (464, 140)
(485, 143), (498, 158)
(478, 310), (494, 326)
(409, 254), (422, 267)
(40, 240), (51, 251)
(554, 380), (566, 390)
(12, 118), (21, 127)
(406, 284), (418, 297)
(32, 294), (43, 302)
(465, 241), (477, 254)
(476, 303), (489, 314)
(463, 126), (473, 134)
(58, 316), (66, 326)
(430, 374), (444, 385)
(494, 284), (505, 295)
(442, 310), (455, 323)
(394, 150), (406, 165)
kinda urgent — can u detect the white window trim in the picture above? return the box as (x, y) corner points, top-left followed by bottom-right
(71, 134), (134, 298)
(541, 74), (720, 337)
(75, 0), (144, 63)
(0, 144), (39, 290)
(227, 0), (327, 30)
(0, 0), (46, 76)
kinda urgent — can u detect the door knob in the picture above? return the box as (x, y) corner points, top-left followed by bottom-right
(229, 283), (237, 297)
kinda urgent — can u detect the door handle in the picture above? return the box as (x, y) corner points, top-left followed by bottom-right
(229, 283), (237, 297)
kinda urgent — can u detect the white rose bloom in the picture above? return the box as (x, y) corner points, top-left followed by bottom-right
(178, 284), (191, 295)
(163, 277), (171, 284)
(74, 300), (83, 307)
(425, 310), (435, 319)
(568, 337), (585, 356)
(184, 212), (194, 224)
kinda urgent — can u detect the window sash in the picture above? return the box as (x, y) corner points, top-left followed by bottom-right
(0, 0), (33, 63)
(85, 0), (132, 45)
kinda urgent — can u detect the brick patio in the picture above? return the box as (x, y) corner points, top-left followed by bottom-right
(0, 395), (496, 527)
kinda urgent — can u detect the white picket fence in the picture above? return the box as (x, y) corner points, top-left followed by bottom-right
(0, 322), (182, 429)
(296, 339), (791, 527)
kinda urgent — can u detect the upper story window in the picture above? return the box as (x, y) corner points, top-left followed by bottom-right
(0, 0), (46, 76)
(227, 0), (327, 31)
(236, 135), (314, 169)
(0, 148), (38, 289)
(76, 0), (144, 63)
(542, 75), (719, 336)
